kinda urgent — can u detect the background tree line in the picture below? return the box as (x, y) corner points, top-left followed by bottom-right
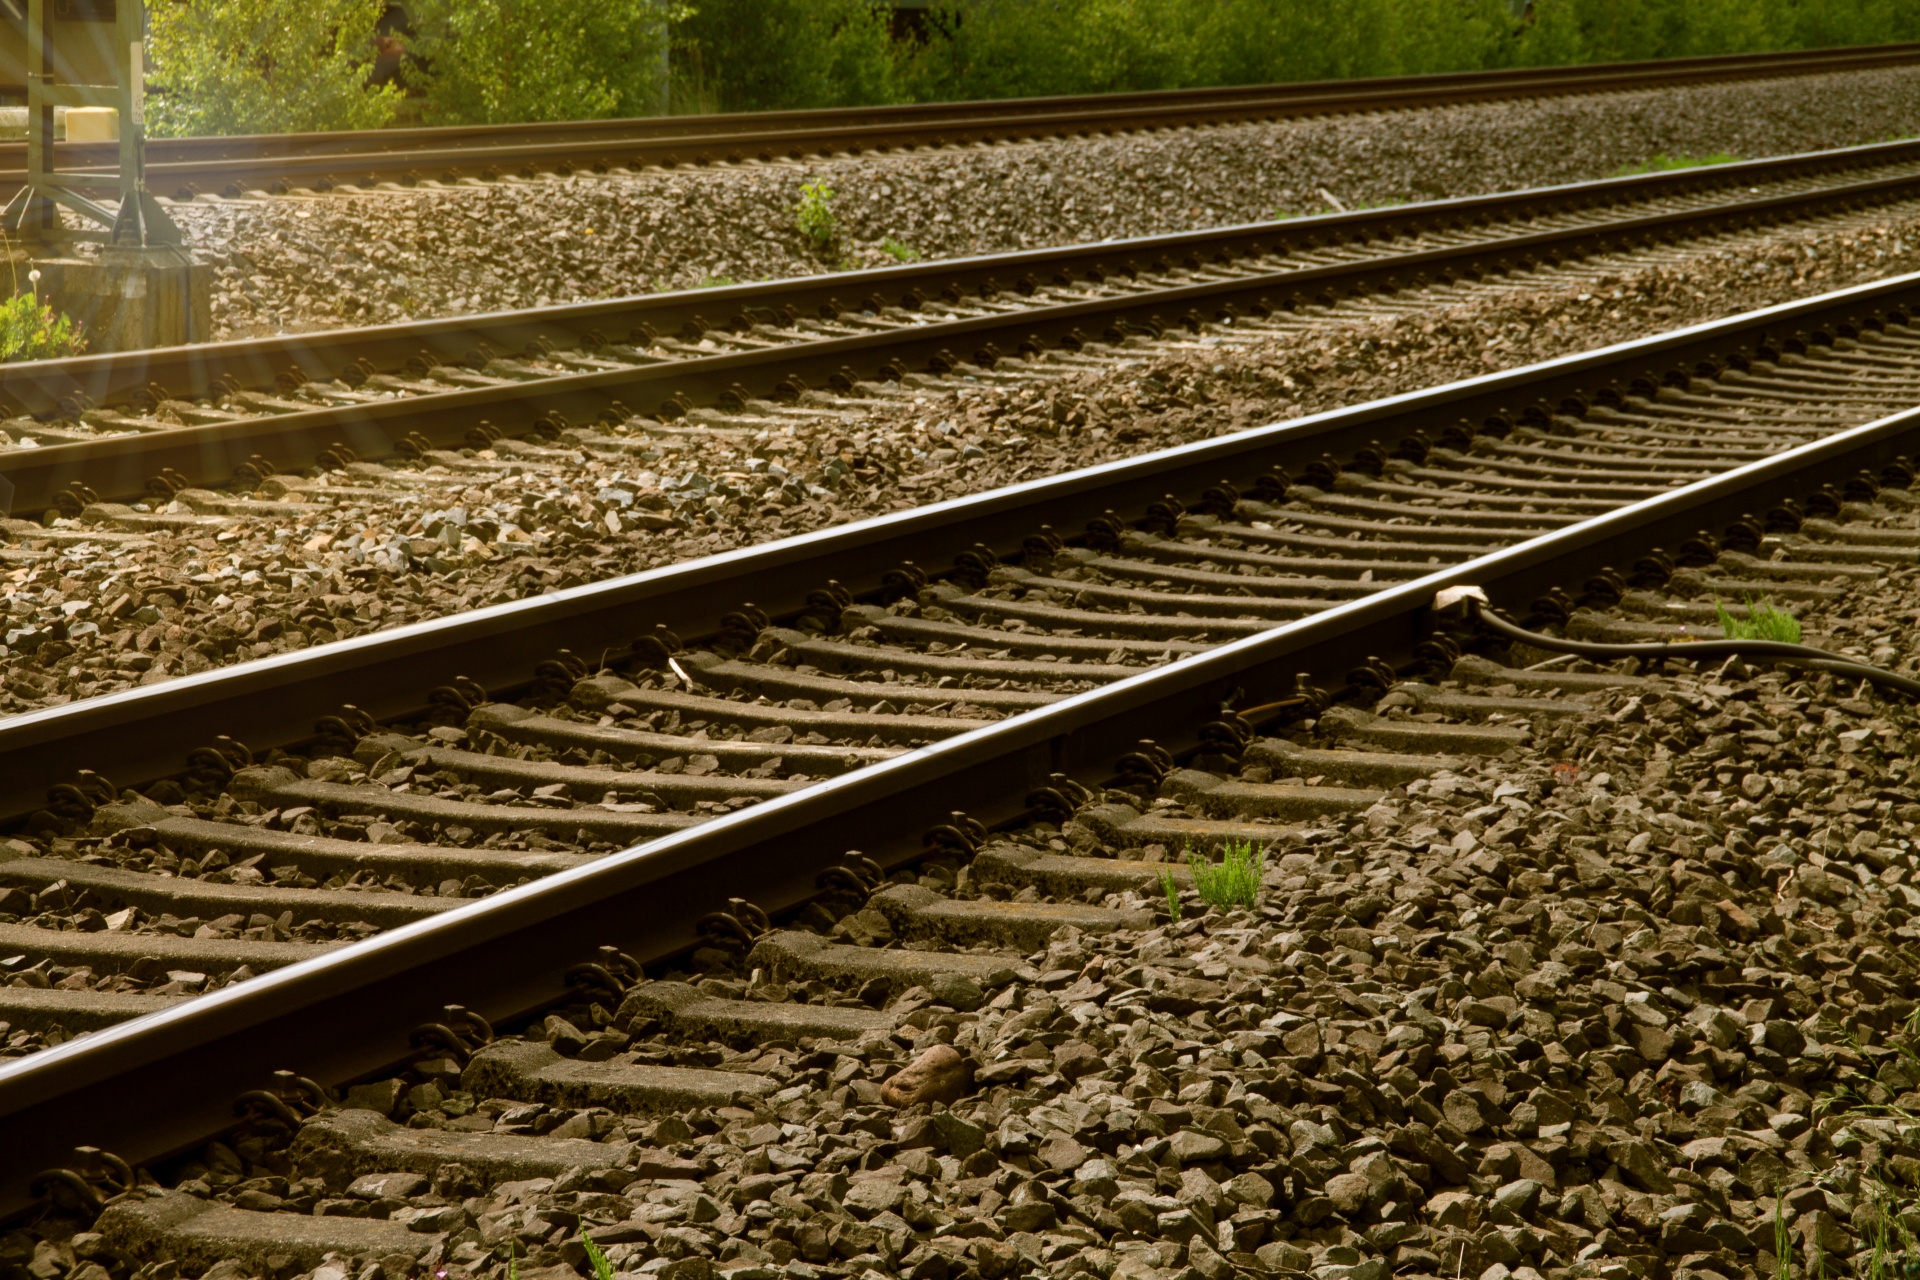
(146, 0), (1920, 137)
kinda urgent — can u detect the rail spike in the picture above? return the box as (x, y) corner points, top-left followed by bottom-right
(566, 945), (646, 1007)
(30, 1147), (134, 1217)
(234, 1070), (333, 1129)
(408, 1004), (494, 1069)
(924, 812), (988, 857)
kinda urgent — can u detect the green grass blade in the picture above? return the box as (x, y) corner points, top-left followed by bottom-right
(581, 1230), (615, 1280)
(1716, 594), (1799, 644)
(1186, 839), (1266, 911)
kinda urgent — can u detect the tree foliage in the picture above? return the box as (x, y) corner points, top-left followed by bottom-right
(906, 0), (1512, 99)
(887, 0), (1920, 103)
(671, 0), (895, 114)
(147, 0), (402, 136)
(406, 0), (672, 125)
(141, 0), (1920, 134)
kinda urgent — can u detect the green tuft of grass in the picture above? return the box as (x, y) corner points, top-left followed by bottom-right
(1187, 838), (1267, 911)
(1716, 594), (1801, 644)
(795, 180), (837, 252)
(1158, 867), (1182, 922)
(1613, 151), (1740, 177)
(581, 1230), (614, 1280)
(879, 236), (920, 263)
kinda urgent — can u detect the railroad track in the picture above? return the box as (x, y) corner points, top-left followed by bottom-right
(2, 265), (1920, 1238)
(5, 41), (1916, 201)
(9, 135), (1920, 525)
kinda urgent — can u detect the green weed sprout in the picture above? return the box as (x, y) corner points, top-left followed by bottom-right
(880, 237), (920, 263)
(1865, 1180), (1893, 1280)
(1716, 594), (1801, 644)
(795, 181), (837, 251)
(1158, 867), (1182, 922)
(1774, 1193), (1793, 1280)
(581, 1229), (614, 1280)
(1187, 838), (1267, 911)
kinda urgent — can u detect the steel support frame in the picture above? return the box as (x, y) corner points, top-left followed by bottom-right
(1, 0), (176, 247)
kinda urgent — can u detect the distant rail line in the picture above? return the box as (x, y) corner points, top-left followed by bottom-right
(3, 41), (1917, 200)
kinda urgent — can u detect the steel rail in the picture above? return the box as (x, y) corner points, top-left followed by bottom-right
(1, 268), (1916, 1216)
(4, 154), (1918, 517)
(9, 131), (1920, 423)
(5, 41), (1917, 198)
(38, 41), (1920, 163)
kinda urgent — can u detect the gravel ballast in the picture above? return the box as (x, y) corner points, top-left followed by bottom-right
(46, 496), (1920, 1280)
(169, 65), (1920, 339)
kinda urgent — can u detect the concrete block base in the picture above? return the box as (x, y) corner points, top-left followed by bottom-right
(28, 246), (212, 353)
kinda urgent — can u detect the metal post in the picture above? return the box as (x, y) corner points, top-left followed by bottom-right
(17, 0), (54, 240)
(107, 0), (175, 245)
(115, 0), (136, 225)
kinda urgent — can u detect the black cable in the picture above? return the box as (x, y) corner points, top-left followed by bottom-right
(1464, 598), (1920, 699)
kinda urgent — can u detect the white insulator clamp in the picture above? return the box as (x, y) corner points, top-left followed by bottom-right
(1431, 584), (1490, 615)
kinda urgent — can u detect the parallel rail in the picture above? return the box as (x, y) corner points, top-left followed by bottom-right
(4, 136), (1920, 517)
(0, 269), (1918, 1212)
(3, 41), (1917, 198)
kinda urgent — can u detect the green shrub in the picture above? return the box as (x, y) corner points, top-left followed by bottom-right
(1511, 0), (1920, 65)
(0, 287), (84, 363)
(893, 0), (1920, 106)
(898, 0), (1192, 101)
(408, 0), (672, 125)
(897, 0), (1513, 102)
(146, 0), (403, 136)
(880, 236), (921, 262)
(139, 0), (1920, 133)
(795, 181), (838, 251)
(673, 0), (896, 113)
